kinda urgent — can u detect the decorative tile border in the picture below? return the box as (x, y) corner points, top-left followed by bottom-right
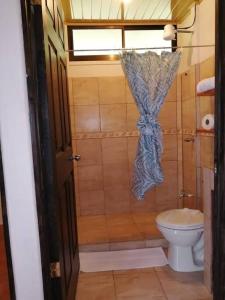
(197, 132), (215, 137)
(73, 129), (180, 140)
(72, 129), (199, 140)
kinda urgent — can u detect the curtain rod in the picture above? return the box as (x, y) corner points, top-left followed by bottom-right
(65, 44), (215, 52)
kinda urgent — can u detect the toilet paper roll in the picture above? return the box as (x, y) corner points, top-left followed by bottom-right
(201, 114), (214, 130)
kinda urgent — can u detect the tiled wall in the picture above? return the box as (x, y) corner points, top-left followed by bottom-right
(198, 57), (215, 293)
(68, 76), (181, 216)
(180, 56), (214, 293)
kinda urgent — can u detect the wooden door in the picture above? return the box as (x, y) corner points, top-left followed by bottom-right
(213, 0), (225, 298)
(41, 1), (79, 299)
(22, 1), (79, 299)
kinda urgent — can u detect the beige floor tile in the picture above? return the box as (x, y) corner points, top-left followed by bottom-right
(76, 272), (116, 300)
(155, 266), (212, 300)
(114, 269), (165, 299)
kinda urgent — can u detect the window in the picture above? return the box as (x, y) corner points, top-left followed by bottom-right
(72, 28), (122, 57)
(124, 29), (171, 55)
(68, 26), (174, 61)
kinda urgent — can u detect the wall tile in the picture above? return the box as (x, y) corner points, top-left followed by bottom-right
(106, 213), (134, 226)
(182, 97), (196, 130)
(130, 188), (157, 213)
(102, 138), (128, 165)
(181, 66), (196, 101)
(75, 184), (80, 217)
(78, 165), (103, 192)
(126, 104), (139, 131)
(100, 104), (126, 132)
(76, 139), (102, 166)
(159, 102), (177, 129)
(176, 75), (182, 131)
(125, 80), (135, 103)
(107, 223), (143, 242)
(156, 161), (178, 211)
(75, 105), (100, 132)
(69, 105), (76, 138)
(103, 163), (129, 188)
(73, 77), (99, 105)
(99, 77), (125, 104)
(68, 78), (74, 105)
(165, 78), (177, 102)
(162, 134), (178, 161)
(200, 136), (214, 169)
(127, 137), (139, 165)
(199, 56), (215, 80)
(105, 187), (130, 214)
(182, 134), (197, 208)
(177, 134), (183, 208)
(79, 190), (105, 216)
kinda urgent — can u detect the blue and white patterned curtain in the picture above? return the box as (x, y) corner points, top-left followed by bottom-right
(121, 51), (181, 200)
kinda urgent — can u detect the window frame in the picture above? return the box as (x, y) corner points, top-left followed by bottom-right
(67, 25), (176, 61)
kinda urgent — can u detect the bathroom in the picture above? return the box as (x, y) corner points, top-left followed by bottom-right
(66, 0), (215, 298)
(0, 0), (217, 299)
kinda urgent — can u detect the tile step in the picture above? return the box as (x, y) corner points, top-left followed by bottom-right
(79, 238), (168, 252)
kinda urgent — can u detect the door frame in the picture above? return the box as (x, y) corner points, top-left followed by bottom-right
(213, 0), (225, 299)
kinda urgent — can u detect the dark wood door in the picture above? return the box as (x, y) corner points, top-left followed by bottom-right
(40, 1), (79, 299)
(21, 0), (80, 299)
(213, 0), (225, 299)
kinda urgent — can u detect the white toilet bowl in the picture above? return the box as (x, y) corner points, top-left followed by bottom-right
(156, 208), (204, 272)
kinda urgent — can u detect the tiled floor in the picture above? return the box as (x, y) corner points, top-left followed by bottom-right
(76, 266), (213, 300)
(77, 212), (163, 249)
(0, 226), (10, 300)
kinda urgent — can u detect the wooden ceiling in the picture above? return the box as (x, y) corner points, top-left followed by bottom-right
(61, 0), (202, 24)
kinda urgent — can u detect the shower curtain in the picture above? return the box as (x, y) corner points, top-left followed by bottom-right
(121, 50), (181, 200)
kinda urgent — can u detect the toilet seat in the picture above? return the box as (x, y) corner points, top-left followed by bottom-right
(156, 208), (204, 230)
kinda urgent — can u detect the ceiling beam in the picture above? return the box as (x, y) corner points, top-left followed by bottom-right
(64, 19), (178, 26)
(61, 0), (72, 19)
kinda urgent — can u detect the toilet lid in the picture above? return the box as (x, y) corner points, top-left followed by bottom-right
(156, 208), (204, 230)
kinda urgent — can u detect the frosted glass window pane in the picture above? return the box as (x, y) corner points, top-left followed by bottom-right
(125, 30), (171, 54)
(72, 29), (122, 56)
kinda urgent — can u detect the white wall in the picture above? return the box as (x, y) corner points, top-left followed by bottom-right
(0, 1), (44, 300)
(177, 0), (215, 73)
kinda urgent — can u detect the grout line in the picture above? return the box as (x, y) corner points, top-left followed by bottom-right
(154, 267), (169, 300)
(112, 272), (119, 300)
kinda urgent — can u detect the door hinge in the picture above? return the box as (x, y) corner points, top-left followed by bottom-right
(50, 262), (61, 278)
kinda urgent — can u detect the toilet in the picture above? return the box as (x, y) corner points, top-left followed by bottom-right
(156, 208), (204, 272)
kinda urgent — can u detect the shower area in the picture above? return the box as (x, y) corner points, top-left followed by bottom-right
(67, 0), (215, 292)
(69, 68), (180, 248)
